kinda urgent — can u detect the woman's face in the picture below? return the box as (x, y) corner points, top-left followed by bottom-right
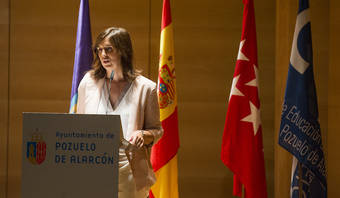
(97, 38), (121, 71)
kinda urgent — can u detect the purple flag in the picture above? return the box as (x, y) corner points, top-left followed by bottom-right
(69, 0), (93, 113)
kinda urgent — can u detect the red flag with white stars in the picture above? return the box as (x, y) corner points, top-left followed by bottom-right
(221, 0), (267, 198)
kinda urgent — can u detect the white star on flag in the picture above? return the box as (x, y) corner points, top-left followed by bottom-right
(241, 101), (261, 135)
(245, 64), (259, 87)
(229, 74), (244, 100)
(237, 40), (249, 61)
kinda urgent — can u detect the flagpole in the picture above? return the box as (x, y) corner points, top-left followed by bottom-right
(298, 162), (302, 198)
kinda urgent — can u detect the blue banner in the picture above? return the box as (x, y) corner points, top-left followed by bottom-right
(278, 0), (327, 197)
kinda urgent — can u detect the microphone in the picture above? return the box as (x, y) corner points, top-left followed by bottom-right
(109, 70), (114, 82)
(106, 71), (114, 114)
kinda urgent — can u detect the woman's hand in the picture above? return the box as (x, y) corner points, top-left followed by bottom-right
(129, 131), (145, 148)
(129, 130), (154, 148)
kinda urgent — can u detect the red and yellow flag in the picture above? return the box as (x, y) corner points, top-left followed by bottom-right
(150, 0), (180, 197)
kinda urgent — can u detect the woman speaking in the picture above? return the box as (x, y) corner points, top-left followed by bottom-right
(77, 27), (163, 198)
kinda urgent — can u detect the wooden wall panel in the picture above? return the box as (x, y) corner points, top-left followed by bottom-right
(0, 0), (9, 197)
(255, 1), (275, 196)
(8, 1), (78, 197)
(149, 0), (161, 82)
(310, 0), (329, 159)
(328, 0), (340, 197)
(172, 1), (241, 196)
(274, 1), (297, 197)
(90, 0), (150, 75)
(7, 0), (149, 197)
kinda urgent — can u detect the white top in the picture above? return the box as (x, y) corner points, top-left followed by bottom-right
(98, 80), (131, 138)
(98, 80), (131, 169)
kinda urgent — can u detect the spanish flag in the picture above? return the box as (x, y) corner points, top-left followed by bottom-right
(150, 0), (180, 197)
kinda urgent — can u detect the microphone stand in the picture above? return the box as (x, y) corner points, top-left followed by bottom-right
(106, 71), (114, 115)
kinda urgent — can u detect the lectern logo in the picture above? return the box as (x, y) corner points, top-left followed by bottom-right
(27, 134), (46, 165)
